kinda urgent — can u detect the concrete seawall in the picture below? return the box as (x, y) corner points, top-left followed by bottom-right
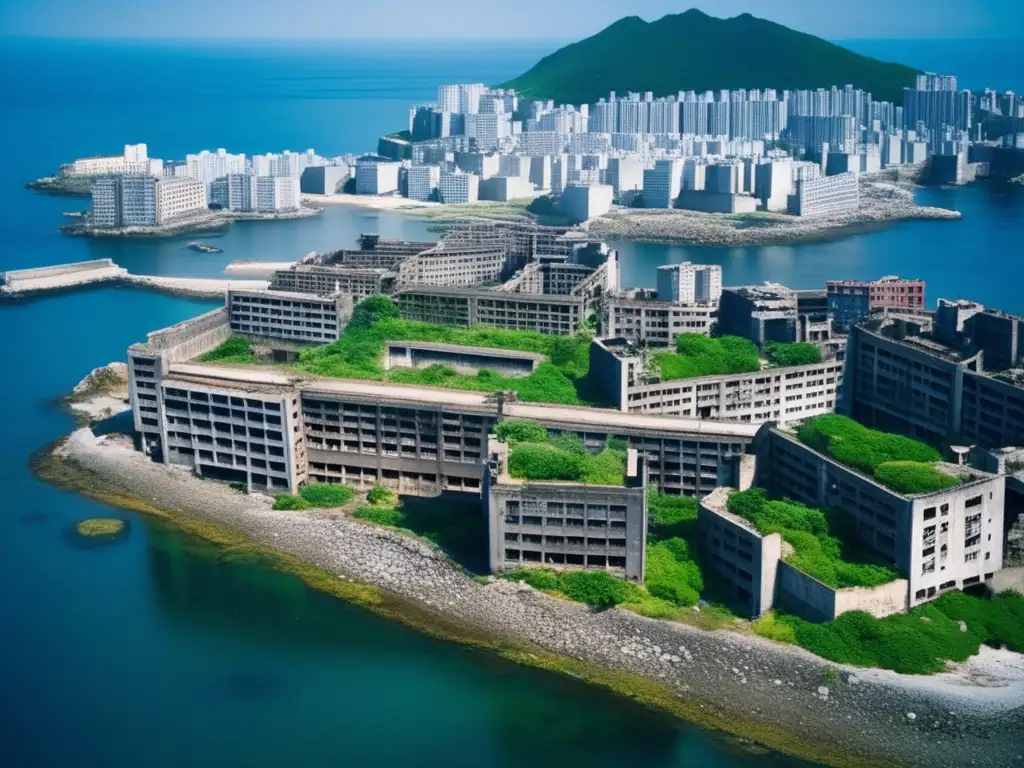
(0, 259), (268, 300)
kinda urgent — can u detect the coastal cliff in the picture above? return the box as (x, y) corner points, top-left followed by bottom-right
(36, 428), (1024, 768)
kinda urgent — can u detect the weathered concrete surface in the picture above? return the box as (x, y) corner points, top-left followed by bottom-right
(223, 261), (296, 278)
(0, 259), (127, 296)
(123, 275), (269, 298)
(48, 429), (1024, 768)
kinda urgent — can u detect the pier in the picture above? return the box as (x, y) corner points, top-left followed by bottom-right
(0, 259), (267, 299)
(223, 260), (296, 278)
(0, 259), (127, 296)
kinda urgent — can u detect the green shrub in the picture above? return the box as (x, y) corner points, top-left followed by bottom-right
(501, 568), (561, 591)
(645, 540), (703, 606)
(726, 489), (900, 589)
(752, 612), (797, 643)
(272, 494), (311, 511)
(495, 420), (550, 445)
(196, 336), (254, 364)
(764, 342), (822, 367)
(299, 483), (355, 507)
(797, 415), (942, 474)
(352, 505), (406, 526)
(656, 334), (761, 381)
(366, 485), (399, 507)
(558, 570), (640, 608)
(872, 461), (960, 494)
(506, 442), (627, 486)
(648, 492), (698, 540)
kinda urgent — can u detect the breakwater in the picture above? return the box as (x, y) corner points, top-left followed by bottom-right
(39, 427), (1024, 768)
(0, 259), (268, 299)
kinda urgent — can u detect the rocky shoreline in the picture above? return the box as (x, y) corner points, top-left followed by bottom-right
(35, 428), (1024, 768)
(64, 362), (130, 423)
(59, 205), (322, 238)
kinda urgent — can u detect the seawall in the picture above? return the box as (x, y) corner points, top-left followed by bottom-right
(35, 428), (1024, 768)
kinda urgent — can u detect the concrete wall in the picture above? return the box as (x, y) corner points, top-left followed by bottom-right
(989, 566), (1024, 596)
(776, 562), (909, 621)
(384, 342), (541, 378)
(2, 259), (119, 284)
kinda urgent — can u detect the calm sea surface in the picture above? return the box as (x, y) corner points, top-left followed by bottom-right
(0, 38), (1020, 767)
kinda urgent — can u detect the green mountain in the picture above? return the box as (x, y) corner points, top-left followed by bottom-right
(502, 10), (918, 106)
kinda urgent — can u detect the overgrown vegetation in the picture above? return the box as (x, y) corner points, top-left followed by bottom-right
(75, 518), (126, 537)
(498, 422), (627, 485)
(295, 296), (591, 405)
(754, 591), (1024, 674)
(655, 334), (761, 381)
(764, 342), (822, 367)
(797, 414), (960, 495)
(195, 336), (255, 364)
(501, 567), (644, 608)
(727, 489), (899, 589)
(273, 483), (355, 511)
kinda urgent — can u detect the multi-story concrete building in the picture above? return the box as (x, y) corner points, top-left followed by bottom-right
(590, 337), (843, 424)
(642, 159), (682, 209)
(826, 276), (926, 331)
(485, 438), (648, 581)
(602, 291), (717, 346)
(437, 83), (486, 114)
(787, 172), (859, 216)
(270, 263), (395, 300)
(211, 174), (300, 213)
(842, 306), (1024, 448)
(70, 144), (162, 177)
(156, 178), (207, 222)
(656, 262), (722, 304)
(90, 175), (206, 227)
(717, 284), (798, 344)
(753, 425), (1005, 608)
(393, 286), (587, 336)
(228, 288), (353, 344)
(478, 176), (535, 202)
(185, 148), (246, 189)
(438, 171), (479, 204)
(604, 156), (644, 203)
(393, 242), (509, 288)
(355, 154), (401, 195)
(560, 184), (613, 222)
(697, 486), (911, 620)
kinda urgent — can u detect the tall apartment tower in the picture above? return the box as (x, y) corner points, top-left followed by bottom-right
(656, 262), (723, 304)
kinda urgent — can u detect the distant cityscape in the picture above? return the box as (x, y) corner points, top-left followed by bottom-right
(62, 70), (1024, 230)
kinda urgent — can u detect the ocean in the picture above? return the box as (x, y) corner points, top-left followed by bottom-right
(0, 37), (1020, 767)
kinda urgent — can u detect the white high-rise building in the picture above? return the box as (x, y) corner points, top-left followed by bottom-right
(255, 176), (300, 212)
(156, 178), (207, 222)
(90, 175), (205, 227)
(406, 165), (440, 202)
(437, 83), (486, 114)
(185, 148), (246, 188)
(643, 159), (682, 209)
(648, 98), (680, 134)
(438, 170), (479, 204)
(605, 156), (644, 202)
(71, 143), (162, 177)
(355, 154), (401, 195)
(656, 262), (722, 304)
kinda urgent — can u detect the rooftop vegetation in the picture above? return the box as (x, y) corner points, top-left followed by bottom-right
(196, 336), (255, 364)
(655, 334), (760, 381)
(754, 590), (1024, 675)
(796, 415), (960, 495)
(764, 341), (822, 367)
(727, 488), (900, 589)
(295, 295), (591, 405)
(496, 421), (627, 486)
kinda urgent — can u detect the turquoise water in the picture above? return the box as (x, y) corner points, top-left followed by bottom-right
(0, 40), (815, 767)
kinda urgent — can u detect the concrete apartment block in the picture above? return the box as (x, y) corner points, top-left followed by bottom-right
(601, 293), (717, 347)
(485, 439), (647, 581)
(589, 337), (843, 424)
(753, 425), (1005, 607)
(228, 288), (353, 344)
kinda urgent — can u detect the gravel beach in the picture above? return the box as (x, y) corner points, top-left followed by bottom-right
(43, 429), (1024, 768)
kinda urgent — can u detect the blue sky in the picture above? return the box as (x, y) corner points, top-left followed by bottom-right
(1, 0), (1020, 39)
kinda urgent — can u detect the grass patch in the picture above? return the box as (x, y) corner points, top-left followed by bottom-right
(295, 296), (591, 405)
(273, 483), (356, 511)
(501, 567), (644, 608)
(352, 505), (406, 526)
(367, 485), (399, 507)
(765, 591), (1024, 674)
(497, 422), (627, 485)
(75, 517), (125, 537)
(195, 336), (254, 364)
(655, 334), (761, 381)
(764, 342), (822, 367)
(797, 414), (960, 495)
(727, 489), (899, 589)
